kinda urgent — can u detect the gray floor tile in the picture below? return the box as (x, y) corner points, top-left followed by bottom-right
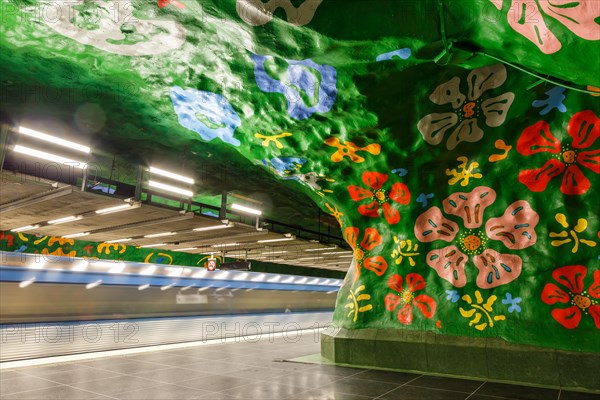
(115, 383), (210, 399)
(0, 371), (27, 380)
(353, 369), (421, 384)
(266, 369), (343, 388)
(2, 385), (100, 399)
(178, 374), (255, 392)
(474, 382), (560, 400)
(17, 363), (87, 377)
(219, 381), (308, 399)
(318, 377), (400, 397)
(25, 366), (122, 385)
(86, 360), (166, 374)
(408, 375), (484, 393)
(129, 367), (205, 383)
(380, 385), (470, 400)
(287, 388), (375, 400)
(0, 376), (60, 396)
(70, 375), (157, 396)
(307, 364), (366, 378)
(559, 391), (600, 400)
(227, 365), (289, 380)
(181, 360), (244, 374)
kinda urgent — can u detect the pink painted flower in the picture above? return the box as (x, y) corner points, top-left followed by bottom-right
(414, 186), (539, 289)
(541, 265), (600, 329)
(385, 273), (437, 325)
(517, 110), (599, 195)
(488, 0), (600, 54)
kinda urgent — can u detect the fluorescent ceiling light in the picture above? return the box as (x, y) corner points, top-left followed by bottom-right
(138, 284), (150, 291)
(197, 286), (211, 292)
(211, 242), (239, 248)
(144, 232), (176, 238)
(109, 263), (125, 273)
(85, 280), (102, 289)
(177, 247), (197, 251)
(338, 254), (354, 258)
(305, 247), (337, 252)
(18, 126), (90, 153)
(161, 283), (176, 291)
(48, 215), (81, 225)
(180, 285), (195, 291)
(142, 265), (157, 275)
(298, 257), (324, 261)
(322, 251), (352, 255)
(95, 203), (139, 215)
(193, 224), (232, 232)
(260, 250), (289, 255)
(257, 237), (295, 243)
(149, 167), (194, 184)
(139, 243), (166, 248)
(148, 180), (193, 197)
(231, 203), (262, 215)
(106, 238), (131, 243)
(63, 232), (89, 238)
(19, 278), (36, 288)
(11, 224), (39, 232)
(13, 145), (87, 168)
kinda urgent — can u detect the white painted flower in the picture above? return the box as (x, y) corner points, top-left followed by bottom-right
(417, 64), (515, 151)
(236, 0), (322, 26)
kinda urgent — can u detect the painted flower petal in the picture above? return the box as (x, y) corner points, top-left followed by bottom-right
(343, 227), (360, 248)
(358, 200), (380, 218)
(428, 76), (465, 108)
(589, 270), (600, 299)
(389, 182), (411, 205)
(541, 283), (571, 304)
(516, 120), (561, 155)
(551, 306), (582, 329)
(473, 249), (522, 289)
(388, 274), (403, 292)
(567, 110), (600, 149)
(348, 185), (373, 201)
(413, 294), (436, 319)
(552, 265), (586, 294)
(363, 256), (388, 277)
(518, 159), (565, 192)
(384, 293), (401, 312)
(446, 119), (484, 150)
(538, 1), (600, 41)
(507, 0), (561, 54)
(417, 113), (458, 146)
(360, 227), (383, 251)
(466, 64), (507, 101)
(589, 305), (600, 329)
(382, 203), (400, 225)
(560, 165), (591, 195)
(414, 207), (459, 243)
(443, 186), (496, 229)
(397, 304), (413, 325)
(485, 200), (539, 250)
(489, 0), (502, 10)
(577, 149), (600, 174)
(481, 92), (515, 127)
(406, 273), (426, 293)
(426, 246), (468, 288)
(362, 172), (388, 190)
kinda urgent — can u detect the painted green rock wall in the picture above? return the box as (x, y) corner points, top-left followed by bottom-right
(0, 0), (599, 353)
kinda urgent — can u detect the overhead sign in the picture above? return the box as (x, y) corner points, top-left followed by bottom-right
(207, 258), (217, 271)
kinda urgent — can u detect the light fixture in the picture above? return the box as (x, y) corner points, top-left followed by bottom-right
(19, 278), (36, 288)
(197, 286), (211, 292)
(298, 257), (324, 261)
(231, 203), (262, 216)
(63, 232), (89, 239)
(305, 246), (337, 252)
(149, 167), (194, 184)
(338, 254), (354, 258)
(148, 180), (193, 197)
(211, 242), (240, 248)
(106, 238), (132, 243)
(177, 247), (197, 251)
(138, 284), (150, 291)
(180, 285), (195, 291)
(11, 224), (39, 232)
(144, 232), (176, 238)
(85, 280), (102, 289)
(48, 215), (81, 225)
(142, 265), (157, 275)
(193, 224), (233, 232)
(18, 126), (90, 153)
(139, 243), (166, 248)
(257, 236), (295, 243)
(161, 283), (176, 291)
(109, 263), (125, 274)
(260, 250), (289, 255)
(95, 202), (140, 215)
(13, 145), (87, 168)
(322, 251), (352, 255)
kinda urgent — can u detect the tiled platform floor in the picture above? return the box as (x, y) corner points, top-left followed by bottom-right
(1, 332), (599, 399)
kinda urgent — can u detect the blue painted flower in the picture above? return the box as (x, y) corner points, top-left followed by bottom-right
(532, 86), (567, 116)
(502, 292), (522, 313)
(445, 289), (459, 303)
(170, 86), (241, 147)
(267, 157), (306, 175)
(376, 48), (411, 62)
(252, 54), (337, 120)
(416, 193), (434, 208)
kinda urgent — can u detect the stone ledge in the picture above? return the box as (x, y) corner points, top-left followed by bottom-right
(321, 328), (600, 392)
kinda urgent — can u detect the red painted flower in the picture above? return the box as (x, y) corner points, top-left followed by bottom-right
(344, 227), (387, 281)
(541, 265), (600, 329)
(384, 273), (436, 325)
(348, 172), (410, 224)
(158, 0), (185, 8)
(517, 110), (599, 195)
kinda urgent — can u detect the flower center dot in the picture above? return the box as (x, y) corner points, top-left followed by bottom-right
(573, 294), (591, 310)
(354, 248), (364, 261)
(401, 290), (414, 304)
(375, 191), (386, 201)
(562, 150), (576, 164)
(463, 234), (481, 251)
(462, 102), (476, 118)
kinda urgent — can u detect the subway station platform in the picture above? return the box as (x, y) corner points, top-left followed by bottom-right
(1, 331), (598, 400)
